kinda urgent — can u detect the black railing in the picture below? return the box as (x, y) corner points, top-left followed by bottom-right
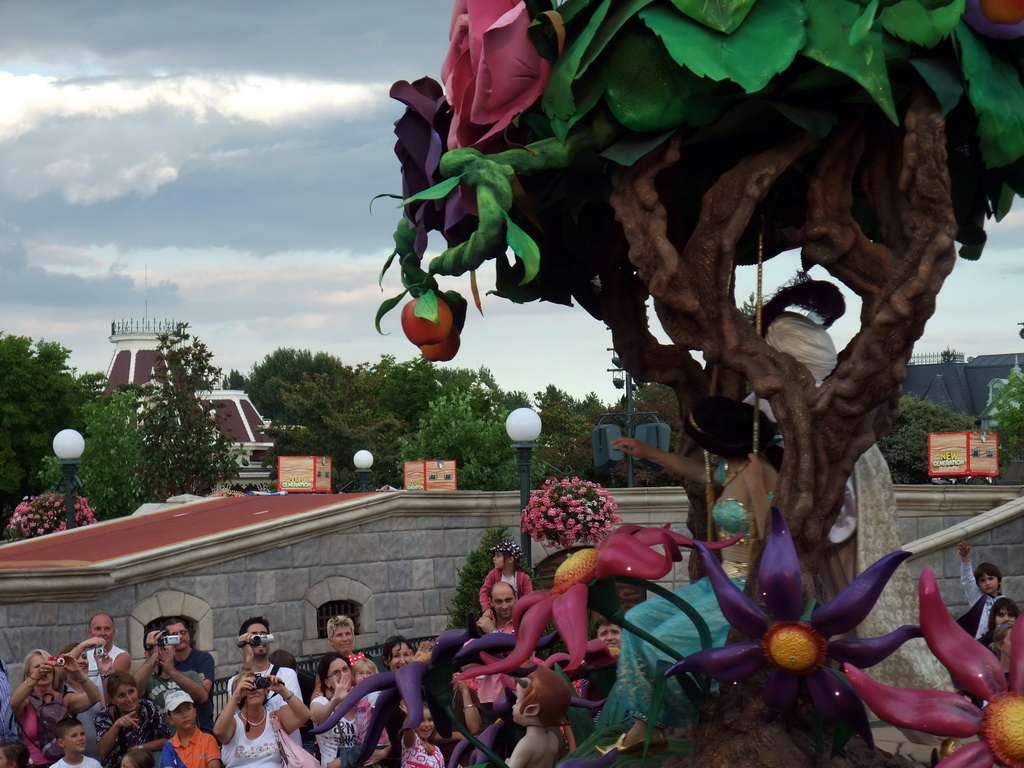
(110, 318), (183, 336)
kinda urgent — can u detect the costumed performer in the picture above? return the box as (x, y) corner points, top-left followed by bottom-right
(755, 278), (949, 697)
(603, 397), (778, 752)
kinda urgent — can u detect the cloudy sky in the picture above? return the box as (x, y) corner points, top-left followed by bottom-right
(2, 1), (1023, 409)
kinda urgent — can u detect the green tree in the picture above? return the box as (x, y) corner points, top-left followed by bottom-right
(0, 334), (99, 517)
(362, 355), (443, 429)
(247, 348), (343, 422)
(991, 368), (1024, 463)
(534, 387), (605, 482)
(399, 389), (520, 491)
(445, 525), (537, 629)
(138, 325), (240, 498)
(940, 347), (963, 363)
(877, 397), (977, 484)
(222, 369), (247, 390)
(80, 390), (147, 519)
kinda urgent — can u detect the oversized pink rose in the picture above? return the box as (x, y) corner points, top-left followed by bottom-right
(441, 0), (551, 151)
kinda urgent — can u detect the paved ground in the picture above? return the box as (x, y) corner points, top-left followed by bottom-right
(871, 723), (976, 767)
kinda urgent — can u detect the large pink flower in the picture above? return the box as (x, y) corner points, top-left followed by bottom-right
(846, 568), (1024, 768)
(441, 0), (551, 151)
(457, 524), (742, 678)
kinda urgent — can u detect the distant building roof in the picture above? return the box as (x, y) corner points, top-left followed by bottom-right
(104, 320), (274, 486)
(903, 353), (1022, 420)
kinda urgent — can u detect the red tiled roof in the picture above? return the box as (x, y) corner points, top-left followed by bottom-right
(133, 350), (159, 385)
(0, 494), (369, 570)
(240, 400), (270, 442)
(217, 400), (250, 441)
(105, 350), (132, 393)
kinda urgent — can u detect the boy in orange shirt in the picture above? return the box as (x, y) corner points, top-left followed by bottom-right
(161, 692), (222, 768)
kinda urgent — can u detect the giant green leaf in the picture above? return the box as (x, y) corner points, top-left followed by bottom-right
(503, 212), (542, 285)
(849, 0), (879, 47)
(802, 0), (897, 123)
(909, 58), (963, 114)
(641, 0), (807, 94)
(955, 24), (1024, 168)
(603, 30), (723, 131)
(577, 0), (658, 74)
(881, 0), (963, 46)
(542, 0), (613, 120)
(668, 0), (757, 33)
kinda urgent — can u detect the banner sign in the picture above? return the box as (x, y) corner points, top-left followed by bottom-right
(927, 432), (998, 477)
(277, 456), (333, 492)
(404, 460), (458, 490)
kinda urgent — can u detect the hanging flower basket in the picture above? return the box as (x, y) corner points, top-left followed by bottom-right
(4, 492), (98, 541)
(521, 477), (621, 550)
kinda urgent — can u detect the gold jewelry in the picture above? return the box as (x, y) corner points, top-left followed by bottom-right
(724, 459), (750, 485)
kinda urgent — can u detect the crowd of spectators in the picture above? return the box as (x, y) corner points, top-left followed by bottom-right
(0, 563), (621, 768)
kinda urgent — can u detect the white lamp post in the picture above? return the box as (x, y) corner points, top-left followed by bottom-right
(53, 429), (85, 529)
(505, 408), (542, 568)
(353, 450), (374, 493)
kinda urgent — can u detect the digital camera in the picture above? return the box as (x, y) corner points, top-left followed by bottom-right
(47, 656), (67, 667)
(252, 674), (271, 690)
(237, 633), (276, 648)
(145, 631), (182, 651)
(94, 648), (106, 658)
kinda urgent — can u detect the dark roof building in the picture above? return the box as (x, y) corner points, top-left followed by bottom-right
(903, 353), (1022, 431)
(105, 319), (274, 489)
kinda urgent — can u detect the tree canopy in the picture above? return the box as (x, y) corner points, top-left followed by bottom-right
(137, 324), (240, 498)
(0, 334), (99, 518)
(876, 395), (978, 482)
(991, 366), (1024, 461)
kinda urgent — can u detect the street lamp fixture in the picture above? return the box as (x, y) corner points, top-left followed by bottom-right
(53, 428), (85, 530)
(353, 450), (374, 493)
(505, 407), (542, 569)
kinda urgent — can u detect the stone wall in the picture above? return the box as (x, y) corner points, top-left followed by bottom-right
(898, 487), (1024, 615)
(1, 484), (1020, 680)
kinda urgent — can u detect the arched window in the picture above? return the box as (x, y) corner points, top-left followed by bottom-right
(128, 591), (212, 662)
(316, 600), (361, 638)
(302, 576), (375, 656)
(143, 616), (197, 639)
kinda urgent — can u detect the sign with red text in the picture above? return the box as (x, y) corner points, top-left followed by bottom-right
(927, 432), (998, 477)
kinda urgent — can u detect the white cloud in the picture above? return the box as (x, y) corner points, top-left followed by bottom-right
(0, 72), (387, 141)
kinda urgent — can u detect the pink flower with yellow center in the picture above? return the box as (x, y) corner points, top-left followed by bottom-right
(458, 524), (741, 679)
(846, 568), (1024, 768)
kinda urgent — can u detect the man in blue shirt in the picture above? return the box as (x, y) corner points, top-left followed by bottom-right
(0, 656), (19, 742)
(163, 618), (216, 733)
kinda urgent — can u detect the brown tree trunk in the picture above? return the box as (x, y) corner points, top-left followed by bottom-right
(600, 92), (958, 766)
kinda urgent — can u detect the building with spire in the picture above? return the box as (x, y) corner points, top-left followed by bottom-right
(105, 319), (274, 490)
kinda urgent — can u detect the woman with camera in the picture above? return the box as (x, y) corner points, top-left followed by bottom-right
(215, 672), (309, 768)
(11, 647), (103, 767)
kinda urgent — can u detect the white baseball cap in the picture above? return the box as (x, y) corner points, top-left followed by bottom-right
(165, 690), (194, 713)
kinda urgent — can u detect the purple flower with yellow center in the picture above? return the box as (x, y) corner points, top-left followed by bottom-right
(667, 508), (918, 746)
(846, 568), (1024, 768)
(458, 524), (743, 681)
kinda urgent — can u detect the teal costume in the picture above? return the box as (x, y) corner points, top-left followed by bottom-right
(603, 467), (767, 728)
